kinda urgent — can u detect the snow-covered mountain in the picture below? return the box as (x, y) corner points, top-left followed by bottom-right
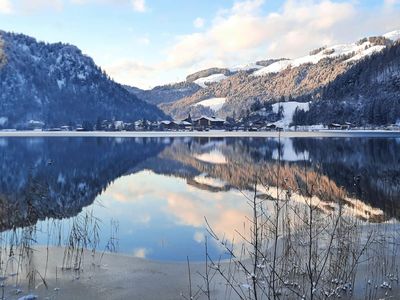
(127, 30), (400, 126)
(0, 30), (166, 129)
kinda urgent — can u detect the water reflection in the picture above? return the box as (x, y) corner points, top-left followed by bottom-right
(1, 136), (399, 261)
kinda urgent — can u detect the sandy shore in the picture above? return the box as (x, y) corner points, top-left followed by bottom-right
(0, 130), (400, 138)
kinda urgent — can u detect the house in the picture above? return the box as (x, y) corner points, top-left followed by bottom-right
(135, 119), (152, 130)
(27, 120), (45, 130)
(178, 121), (192, 130)
(265, 124), (277, 131)
(124, 123), (135, 131)
(182, 114), (193, 124)
(114, 121), (124, 131)
(160, 120), (180, 130)
(193, 116), (225, 129)
(251, 119), (265, 130)
(328, 123), (342, 129)
(60, 125), (71, 131)
(328, 123), (353, 130)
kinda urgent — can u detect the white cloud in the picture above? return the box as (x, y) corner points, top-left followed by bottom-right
(193, 17), (205, 29)
(105, 0), (400, 88)
(384, 0), (399, 5)
(3, 0), (148, 13)
(20, 0), (64, 13)
(131, 0), (146, 12)
(0, 0), (12, 14)
(160, 0), (359, 71)
(1, 0), (64, 14)
(106, 60), (160, 89)
(137, 36), (150, 45)
(230, 0), (264, 15)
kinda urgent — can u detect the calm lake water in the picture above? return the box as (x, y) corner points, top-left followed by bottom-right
(1, 136), (399, 261)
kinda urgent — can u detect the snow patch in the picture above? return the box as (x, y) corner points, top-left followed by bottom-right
(229, 63), (263, 72)
(253, 60), (292, 75)
(57, 79), (66, 89)
(77, 72), (87, 80)
(193, 97), (226, 112)
(253, 36), (393, 77)
(347, 45), (386, 62)
(194, 73), (228, 88)
(0, 117), (8, 126)
(384, 30), (400, 41)
(272, 101), (310, 128)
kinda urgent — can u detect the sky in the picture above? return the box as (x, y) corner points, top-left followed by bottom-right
(0, 0), (400, 89)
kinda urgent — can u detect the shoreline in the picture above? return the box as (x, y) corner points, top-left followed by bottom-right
(1, 246), (225, 300)
(1, 129), (400, 138)
(3, 223), (399, 300)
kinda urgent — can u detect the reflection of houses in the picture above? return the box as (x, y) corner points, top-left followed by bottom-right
(193, 116), (225, 129)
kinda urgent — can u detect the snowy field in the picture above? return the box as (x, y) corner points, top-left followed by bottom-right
(192, 97), (226, 111)
(272, 101), (310, 128)
(252, 30), (400, 77)
(193, 73), (228, 88)
(1, 130), (400, 138)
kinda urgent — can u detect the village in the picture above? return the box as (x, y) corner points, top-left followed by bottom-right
(19, 115), (400, 132)
(25, 115), (283, 132)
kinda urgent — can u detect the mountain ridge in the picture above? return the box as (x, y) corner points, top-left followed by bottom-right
(0, 30), (166, 129)
(126, 30), (400, 126)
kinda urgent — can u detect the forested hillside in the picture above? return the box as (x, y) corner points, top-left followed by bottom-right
(0, 31), (166, 128)
(292, 41), (400, 126)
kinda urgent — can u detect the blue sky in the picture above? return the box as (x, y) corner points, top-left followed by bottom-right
(0, 0), (399, 88)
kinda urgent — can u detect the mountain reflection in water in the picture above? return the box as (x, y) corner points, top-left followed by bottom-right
(0, 136), (399, 261)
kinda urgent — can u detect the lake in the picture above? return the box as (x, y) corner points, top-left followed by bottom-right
(1, 135), (399, 261)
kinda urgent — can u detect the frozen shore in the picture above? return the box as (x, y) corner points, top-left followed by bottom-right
(3, 222), (399, 300)
(2, 246), (226, 300)
(1, 129), (400, 138)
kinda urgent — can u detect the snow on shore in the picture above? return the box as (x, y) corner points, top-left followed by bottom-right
(1, 130), (400, 139)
